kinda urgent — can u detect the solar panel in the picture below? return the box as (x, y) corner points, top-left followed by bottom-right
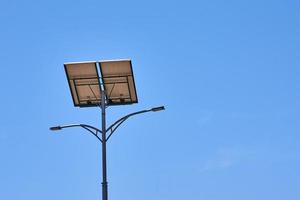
(64, 61), (102, 107)
(99, 59), (138, 105)
(64, 59), (138, 107)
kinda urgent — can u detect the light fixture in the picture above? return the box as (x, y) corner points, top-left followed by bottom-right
(151, 106), (165, 112)
(53, 58), (164, 200)
(49, 126), (62, 131)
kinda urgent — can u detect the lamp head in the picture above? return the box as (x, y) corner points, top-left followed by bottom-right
(151, 106), (165, 112)
(49, 126), (62, 131)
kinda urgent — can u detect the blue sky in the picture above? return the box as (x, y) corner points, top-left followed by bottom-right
(0, 0), (300, 199)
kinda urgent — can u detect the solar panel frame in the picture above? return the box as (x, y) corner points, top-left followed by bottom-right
(64, 61), (102, 108)
(99, 59), (138, 106)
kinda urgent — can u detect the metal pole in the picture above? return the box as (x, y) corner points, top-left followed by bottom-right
(101, 90), (108, 200)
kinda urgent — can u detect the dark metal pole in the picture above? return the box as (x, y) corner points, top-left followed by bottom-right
(101, 90), (108, 200)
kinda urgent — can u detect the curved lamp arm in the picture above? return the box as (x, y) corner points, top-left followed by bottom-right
(50, 124), (103, 142)
(50, 106), (165, 143)
(106, 106), (165, 141)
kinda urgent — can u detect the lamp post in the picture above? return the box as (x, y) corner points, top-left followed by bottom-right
(50, 105), (164, 200)
(50, 59), (164, 200)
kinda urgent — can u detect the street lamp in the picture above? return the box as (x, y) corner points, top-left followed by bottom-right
(50, 59), (164, 200)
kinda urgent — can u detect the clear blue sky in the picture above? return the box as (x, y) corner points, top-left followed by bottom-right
(0, 0), (300, 199)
